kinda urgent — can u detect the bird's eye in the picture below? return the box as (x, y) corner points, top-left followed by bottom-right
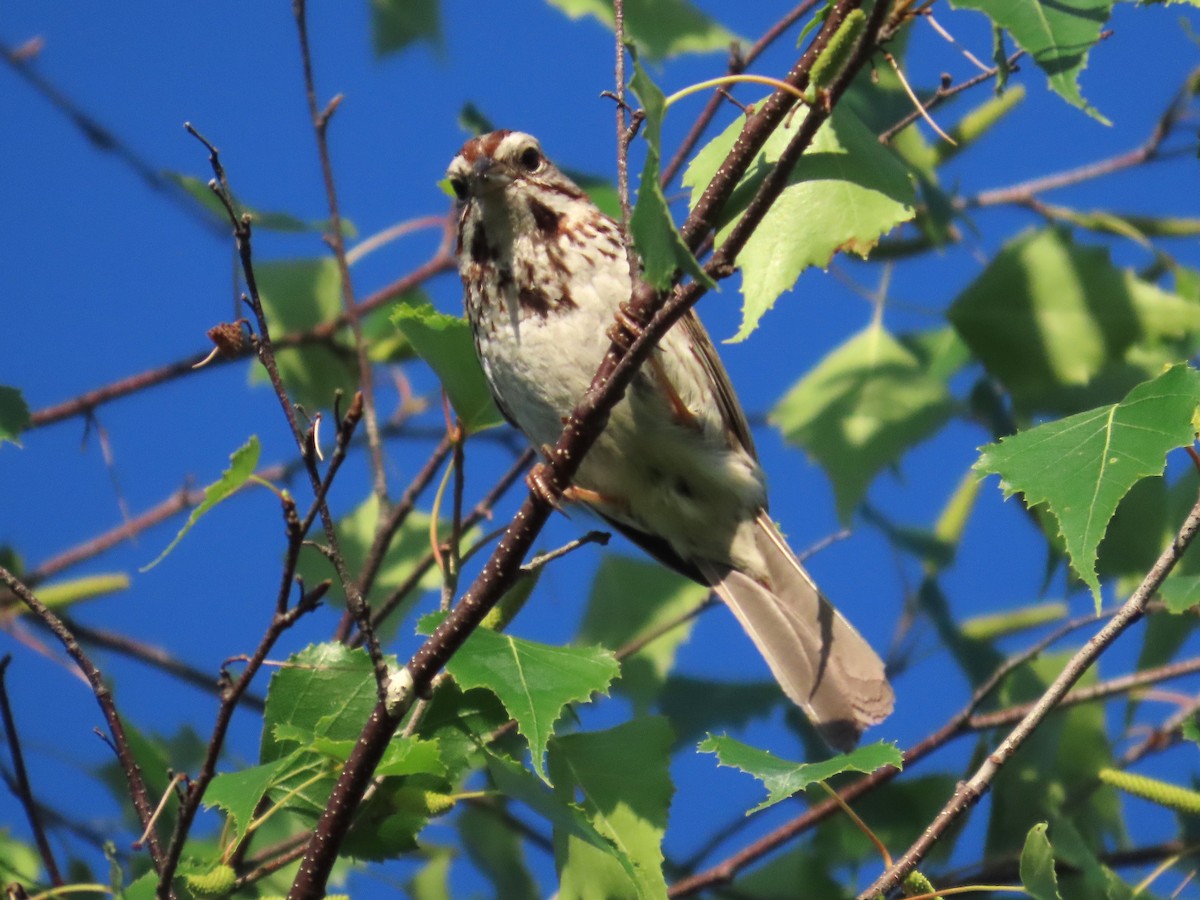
(518, 147), (542, 172)
(449, 177), (467, 200)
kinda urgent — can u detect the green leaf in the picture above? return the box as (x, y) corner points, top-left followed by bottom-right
(960, 601), (1068, 641)
(371, 0), (440, 56)
(699, 735), (902, 813)
(951, 0), (1112, 123)
(1183, 718), (1200, 746)
(949, 228), (1200, 416)
(684, 105), (915, 341)
(437, 621), (620, 782)
(1161, 574), (1200, 613)
(458, 803), (539, 900)
(406, 847), (454, 900)
(544, 0), (738, 59)
(0, 831), (42, 883)
(0, 386), (30, 446)
(391, 301), (504, 432)
(550, 718), (675, 900)
(484, 749), (629, 867)
(415, 681), (512, 784)
(261, 643), (384, 762)
(986, 654), (1122, 856)
(576, 556), (710, 713)
(628, 57), (713, 291)
(1021, 823), (1063, 900)
(771, 324), (955, 522)
(204, 757), (290, 842)
(255, 258), (358, 410)
(975, 364), (1200, 605)
(141, 436), (260, 571)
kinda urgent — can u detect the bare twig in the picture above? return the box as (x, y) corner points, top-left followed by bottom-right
(0, 568), (164, 871)
(859, 492), (1200, 898)
(29, 246), (455, 431)
(185, 124), (389, 699)
(965, 64), (1197, 210)
(0, 656), (63, 885)
(291, 0), (388, 505)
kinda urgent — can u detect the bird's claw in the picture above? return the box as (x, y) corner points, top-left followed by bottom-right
(526, 463), (565, 511)
(605, 301), (646, 350)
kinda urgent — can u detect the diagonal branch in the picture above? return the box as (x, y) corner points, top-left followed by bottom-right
(859, 491), (1200, 899)
(0, 567), (166, 872)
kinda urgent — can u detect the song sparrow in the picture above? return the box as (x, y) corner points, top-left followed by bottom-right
(447, 130), (893, 749)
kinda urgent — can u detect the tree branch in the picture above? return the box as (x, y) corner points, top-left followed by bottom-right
(0, 567), (166, 873)
(859, 491), (1200, 899)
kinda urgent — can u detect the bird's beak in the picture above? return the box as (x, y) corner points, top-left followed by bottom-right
(470, 156), (511, 195)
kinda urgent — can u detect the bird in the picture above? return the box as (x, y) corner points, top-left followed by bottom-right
(446, 129), (892, 750)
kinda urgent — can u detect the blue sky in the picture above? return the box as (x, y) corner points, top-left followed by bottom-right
(2, 1), (1200, 895)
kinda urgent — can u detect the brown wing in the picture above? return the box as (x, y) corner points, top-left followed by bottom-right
(678, 310), (758, 460)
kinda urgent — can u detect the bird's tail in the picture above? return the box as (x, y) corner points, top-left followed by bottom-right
(698, 512), (893, 751)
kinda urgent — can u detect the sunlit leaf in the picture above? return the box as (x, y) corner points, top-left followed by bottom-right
(371, 0), (440, 56)
(577, 555), (710, 714)
(949, 228), (1200, 416)
(629, 58), (713, 291)
(951, 0), (1112, 122)
(976, 364), (1200, 605)
(684, 105), (914, 341)
(1020, 823), (1063, 900)
(391, 301), (504, 432)
(545, 0), (738, 59)
(423, 615), (620, 782)
(551, 718), (674, 900)
(255, 258), (358, 410)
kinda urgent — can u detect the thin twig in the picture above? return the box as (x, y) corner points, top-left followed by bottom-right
(185, 123), (390, 700)
(291, 0), (388, 506)
(0, 656), (63, 885)
(0, 567), (165, 871)
(29, 246), (456, 431)
(964, 64), (1197, 210)
(859, 492), (1200, 898)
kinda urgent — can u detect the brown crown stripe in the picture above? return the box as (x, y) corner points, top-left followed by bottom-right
(457, 129), (513, 164)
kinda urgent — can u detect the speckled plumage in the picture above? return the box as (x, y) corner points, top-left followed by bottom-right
(447, 131), (892, 748)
